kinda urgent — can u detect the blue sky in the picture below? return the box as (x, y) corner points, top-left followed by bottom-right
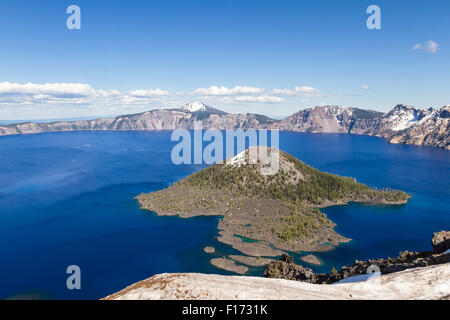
(0, 0), (448, 119)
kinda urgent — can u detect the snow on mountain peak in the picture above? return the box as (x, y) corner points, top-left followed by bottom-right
(386, 105), (434, 131)
(181, 102), (208, 112)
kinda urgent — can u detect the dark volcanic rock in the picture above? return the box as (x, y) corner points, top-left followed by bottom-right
(431, 231), (450, 254)
(264, 231), (450, 284)
(264, 254), (317, 283)
(281, 254), (293, 264)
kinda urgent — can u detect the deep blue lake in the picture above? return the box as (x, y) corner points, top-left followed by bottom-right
(0, 131), (448, 299)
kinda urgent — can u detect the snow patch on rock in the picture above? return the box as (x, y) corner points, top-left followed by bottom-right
(181, 102), (208, 112)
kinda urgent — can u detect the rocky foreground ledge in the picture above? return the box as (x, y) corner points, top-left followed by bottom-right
(103, 264), (449, 300)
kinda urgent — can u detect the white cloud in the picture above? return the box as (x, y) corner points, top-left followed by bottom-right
(0, 82), (288, 115)
(192, 85), (264, 96)
(0, 82), (171, 110)
(272, 88), (292, 95)
(0, 82), (94, 98)
(190, 85), (282, 104)
(412, 40), (439, 54)
(272, 86), (320, 96)
(127, 89), (169, 97)
(424, 41), (439, 53)
(96, 89), (121, 98)
(361, 85), (369, 90)
(231, 95), (284, 103)
(0, 82), (353, 119)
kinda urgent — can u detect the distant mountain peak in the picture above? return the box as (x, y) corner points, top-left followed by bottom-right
(383, 105), (433, 132)
(394, 104), (414, 109)
(180, 102), (209, 112)
(177, 102), (227, 116)
(393, 104), (430, 112)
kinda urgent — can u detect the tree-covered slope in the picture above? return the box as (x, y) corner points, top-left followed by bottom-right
(177, 148), (408, 205)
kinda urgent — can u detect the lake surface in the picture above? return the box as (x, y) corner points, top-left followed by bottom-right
(0, 131), (448, 299)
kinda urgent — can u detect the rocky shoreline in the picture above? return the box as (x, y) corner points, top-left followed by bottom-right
(264, 231), (450, 284)
(1, 103), (448, 150)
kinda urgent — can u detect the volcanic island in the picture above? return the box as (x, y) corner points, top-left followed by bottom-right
(136, 147), (409, 274)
